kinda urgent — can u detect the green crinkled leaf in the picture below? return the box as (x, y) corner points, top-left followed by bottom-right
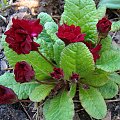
(29, 84), (54, 102)
(36, 22), (56, 60)
(36, 22), (64, 63)
(61, 0), (98, 42)
(0, 73), (39, 100)
(111, 20), (120, 32)
(44, 22), (58, 41)
(37, 12), (54, 25)
(60, 42), (95, 80)
(69, 83), (76, 98)
(98, 0), (120, 9)
(97, 5), (106, 20)
(37, 13), (58, 61)
(100, 35), (112, 53)
(109, 73), (120, 84)
(79, 86), (107, 119)
(43, 90), (74, 120)
(98, 81), (118, 99)
(2, 36), (53, 80)
(82, 69), (109, 87)
(36, 37), (54, 60)
(96, 50), (120, 72)
(53, 40), (65, 66)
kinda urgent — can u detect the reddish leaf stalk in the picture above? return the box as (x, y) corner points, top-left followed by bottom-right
(37, 50), (56, 67)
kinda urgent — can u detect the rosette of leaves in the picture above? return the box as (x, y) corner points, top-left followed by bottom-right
(0, 0), (120, 120)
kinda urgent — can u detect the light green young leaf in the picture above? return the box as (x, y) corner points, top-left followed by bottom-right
(53, 40), (65, 66)
(36, 37), (54, 60)
(100, 35), (112, 53)
(60, 42), (95, 80)
(37, 14), (58, 61)
(61, 0), (98, 42)
(43, 90), (74, 120)
(36, 22), (63, 62)
(44, 22), (58, 41)
(79, 86), (107, 119)
(29, 84), (54, 102)
(97, 5), (106, 20)
(96, 50), (120, 72)
(82, 69), (109, 87)
(98, 81), (118, 99)
(37, 12), (54, 25)
(111, 20), (120, 32)
(2, 36), (53, 80)
(109, 73), (120, 84)
(0, 73), (39, 100)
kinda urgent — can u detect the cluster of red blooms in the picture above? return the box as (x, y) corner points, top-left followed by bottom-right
(56, 17), (112, 62)
(0, 17), (112, 104)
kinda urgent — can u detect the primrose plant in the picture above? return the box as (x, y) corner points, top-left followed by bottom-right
(0, 0), (120, 119)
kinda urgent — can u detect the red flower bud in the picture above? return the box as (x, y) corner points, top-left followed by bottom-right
(14, 61), (35, 83)
(50, 67), (64, 80)
(56, 24), (86, 45)
(70, 73), (79, 83)
(4, 18), (43, 54)
(0, 85), (18, 104)
(96, 17), (112, 38)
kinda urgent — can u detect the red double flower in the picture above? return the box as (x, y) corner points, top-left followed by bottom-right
(5, 18), (43, 54)
(56, 24), (86, 45)
(14, 61), (35, 83)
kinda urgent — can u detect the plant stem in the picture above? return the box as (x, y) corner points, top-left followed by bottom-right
(106, 99), (120, 103)
(37, 51), (55, 67)
(19, 102), (32, 120)
(97, 35), (102, 45)
(35, 79), (56, 85)
(19, 100), (31, 102)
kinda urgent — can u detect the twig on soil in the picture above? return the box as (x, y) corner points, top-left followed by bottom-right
(106, 99), (120, 103)
(1, 67), (13, 71)
(112, 32), (117, 39)
(19, 102), (32, 120)
(32, 102), (44, 120)
(0, 15), (6, 23)
(112, 10), (120, 18)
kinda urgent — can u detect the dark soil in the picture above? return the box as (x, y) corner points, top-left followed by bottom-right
(0, 0), (120, 120)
